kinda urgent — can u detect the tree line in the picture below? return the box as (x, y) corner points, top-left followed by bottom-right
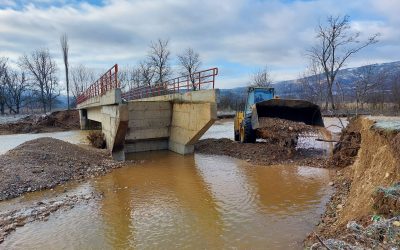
(117, 39), (202, 93)
(0, 49), (60, 115)
(0, 37), (202, 115)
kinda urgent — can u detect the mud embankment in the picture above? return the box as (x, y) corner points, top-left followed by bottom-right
(0, 110), (79, 135)
(195, 118), (325, 167)
(0, 137), (126, 201)
(195, 138), (326, 167)
(307, 117), (400, 249)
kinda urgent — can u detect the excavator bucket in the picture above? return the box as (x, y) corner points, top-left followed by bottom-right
(251, 99), (324, 129)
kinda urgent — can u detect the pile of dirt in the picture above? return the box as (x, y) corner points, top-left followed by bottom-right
(0, 110), (79, 135)
(256, 118), (317, 147)
(306, 117), (400, 248)
(0, 137), (124, 201)
(195, 138), (326, 167)
(326, 117), (362, 168)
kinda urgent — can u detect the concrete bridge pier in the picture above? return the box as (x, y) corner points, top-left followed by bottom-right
(77, 89), (218, 156)
(125, 90), (218, 155)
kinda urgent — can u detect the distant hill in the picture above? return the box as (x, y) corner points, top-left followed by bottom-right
(219, 60), (400, 100)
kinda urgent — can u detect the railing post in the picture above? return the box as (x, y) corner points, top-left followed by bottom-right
(212, 69), (215, 89)
(115, 64), (118, 88)
(198, 72), (201, 90)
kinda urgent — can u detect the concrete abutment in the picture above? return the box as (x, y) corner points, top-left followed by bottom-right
(77, 89), (218, 156)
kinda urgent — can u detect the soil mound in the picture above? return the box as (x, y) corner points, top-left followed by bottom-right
(195, 138), (325, 167)
(0, 110), (79, 135)
(256, 118), (317, 147)
(0, 137), (121, 201)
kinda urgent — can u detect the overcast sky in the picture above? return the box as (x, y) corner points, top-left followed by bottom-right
(0, 0), (399, 88)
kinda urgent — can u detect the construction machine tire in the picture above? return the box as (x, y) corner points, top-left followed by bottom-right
(234, 131), (240, 141)
(240, 116), (256, 143)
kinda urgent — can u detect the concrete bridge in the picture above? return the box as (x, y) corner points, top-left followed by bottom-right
(77, 65), (219, 156)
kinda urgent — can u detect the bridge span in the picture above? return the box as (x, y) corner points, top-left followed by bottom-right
(77, 65), (219, 156)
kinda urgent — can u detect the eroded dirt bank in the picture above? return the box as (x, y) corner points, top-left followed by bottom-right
(306, 117), (400, 249)
(0, 137), (125, 201)
(0, 110), (79, 135)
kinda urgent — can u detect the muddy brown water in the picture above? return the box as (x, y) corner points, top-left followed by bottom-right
(0, 119), (341, 249)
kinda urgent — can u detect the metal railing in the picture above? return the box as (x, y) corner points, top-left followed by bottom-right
(76, 64), (119, 105)
(122, 67), (218, 101)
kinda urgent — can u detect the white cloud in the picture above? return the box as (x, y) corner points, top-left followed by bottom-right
(0, 0), (398, 88)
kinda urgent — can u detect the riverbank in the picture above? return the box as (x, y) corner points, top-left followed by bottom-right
(0, 137), (127, 201)
(0, 110), (79, 135)
(195, 138), (327, 167)
(305, 117), (400, 248)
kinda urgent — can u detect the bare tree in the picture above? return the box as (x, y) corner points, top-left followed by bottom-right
(60, 33), (70, 110)
(118, 66), (142, 91)
(0, 57), (8, 115)
(353, 64), (387, 113)
(70, 64), (95, 101)
(308, 15), (379, 110)
(5, 70), (28, 114)
(391, 72), (400, 110)
(148, 39), (171, 84)
(299, 60), (327, 104)
(45, 72), (60, 111)
(139, 61), (154, 86)
(250, 65), (273, 87)
(19, 48), (58, 113)
(178, 48), (201, 89)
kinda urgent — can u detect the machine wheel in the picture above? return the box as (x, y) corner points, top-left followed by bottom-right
(240, 116), (256, 143)
(234, 131), (240, 141)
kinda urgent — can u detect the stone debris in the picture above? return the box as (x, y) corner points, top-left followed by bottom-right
(0, 192), (101, 243)
(311, 216), (400, 249)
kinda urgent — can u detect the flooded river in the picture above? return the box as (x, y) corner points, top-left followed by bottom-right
(0, 119), (337, 249)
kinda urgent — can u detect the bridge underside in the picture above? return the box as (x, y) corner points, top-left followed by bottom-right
(77, 89), (218, 156)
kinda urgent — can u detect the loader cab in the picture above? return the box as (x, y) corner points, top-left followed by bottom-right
(245, 87), (275, 115)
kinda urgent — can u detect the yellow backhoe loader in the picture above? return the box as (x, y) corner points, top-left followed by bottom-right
(234, 87), (324, 143)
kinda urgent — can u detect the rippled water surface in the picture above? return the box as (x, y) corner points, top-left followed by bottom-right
(0, 119), (335, 249)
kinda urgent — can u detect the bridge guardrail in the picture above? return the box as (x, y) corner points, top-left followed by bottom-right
(76, 64), (119, 105)
(122, 67), (218, 101)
